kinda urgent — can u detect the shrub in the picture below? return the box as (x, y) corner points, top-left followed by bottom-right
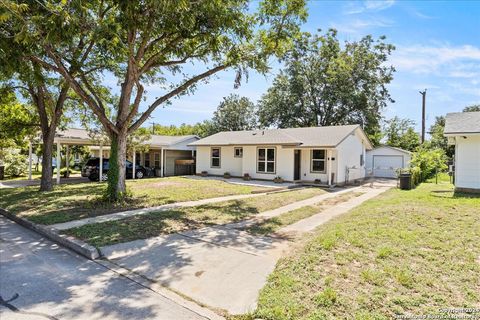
(4, 152), (27, 177)
(409, 147), (447, 183)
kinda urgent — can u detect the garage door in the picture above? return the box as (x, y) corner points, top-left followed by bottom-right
(373, 155), (404, 178)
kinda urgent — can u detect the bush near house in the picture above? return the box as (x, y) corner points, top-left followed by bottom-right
(4, 152), (27, 177)
(402, 147), (448, 186)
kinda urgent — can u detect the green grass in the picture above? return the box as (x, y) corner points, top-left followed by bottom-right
(246, 191), (363, 236)
(64, 187), (327, 247)
(234, 182), (480, 320)
(0, 177), (269, 225)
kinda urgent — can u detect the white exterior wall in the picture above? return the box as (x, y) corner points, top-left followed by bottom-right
(299, 149), (338, 184)
(242, 146), (294, 181)
(336, 132), (366, 183)
(366, 147), (411, 170)
(454, 135), (480, 190)
(195, 146), (243, 177)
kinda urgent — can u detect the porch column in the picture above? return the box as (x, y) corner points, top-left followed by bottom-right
(99, 143), (103, 181)
(160, 148), (164, 177)
(327, 149), (332, 187)
(28, 140), (32, 180)
(66, 145), (69, 176)
(56, 142), (61, 184)
(132, 148), (136, 179)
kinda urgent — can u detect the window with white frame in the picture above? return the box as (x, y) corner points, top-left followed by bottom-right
(154, 152), (160, 168)
(211, 148), (221, 168)
(311, 149), (326, 173)
(257, 147), (275, 173)
(234, 147), (243, 158)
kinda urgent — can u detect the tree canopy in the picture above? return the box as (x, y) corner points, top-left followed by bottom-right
(211, 94), (257, 132)
(257, 29), (395, 145)
(383, 116), (420, 152)
(2, 0), (307, 199)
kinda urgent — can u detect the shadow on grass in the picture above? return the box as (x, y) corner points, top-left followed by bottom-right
(430, 190), (480, 199)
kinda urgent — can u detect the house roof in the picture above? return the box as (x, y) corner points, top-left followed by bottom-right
(189, 125), (373, 149)
(444, 112), (480, 134)
(54, 128), (198, 147)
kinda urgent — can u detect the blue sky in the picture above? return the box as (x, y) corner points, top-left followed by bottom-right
(136, 0), (480, 132)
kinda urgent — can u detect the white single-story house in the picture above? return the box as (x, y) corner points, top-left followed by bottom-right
(366, 145), (412, 178)
(25, 128), (199, 183)
(189, 125), (373, 185)
(444, 111), (480, 193)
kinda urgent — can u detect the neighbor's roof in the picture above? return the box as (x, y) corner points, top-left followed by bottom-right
(371, 145), (412, 154)
(444, 111), (480, 134)
(189, 125), (373, 149)
(55, 128), (198, 146)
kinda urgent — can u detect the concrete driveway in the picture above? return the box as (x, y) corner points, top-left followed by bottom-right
(0, 176), (89, 189)
(0, 216), (213, 320)
(100, 179), (395, 315)
(100, 226), (289, 315)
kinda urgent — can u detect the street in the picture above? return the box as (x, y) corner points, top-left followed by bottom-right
(0, 216), (206, 320)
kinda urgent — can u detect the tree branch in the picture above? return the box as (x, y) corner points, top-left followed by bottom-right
(128, 64), (227, 133)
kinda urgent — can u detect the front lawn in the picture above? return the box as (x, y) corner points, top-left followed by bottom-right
(239, 182), (480, 320)
(64, 187), (327, 247)
(0, 177), (269, 225)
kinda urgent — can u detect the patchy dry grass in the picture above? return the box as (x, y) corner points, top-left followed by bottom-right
(234, 182), (480, 320)
(64, 187), (327, 247)
(0, 177), (269, 224)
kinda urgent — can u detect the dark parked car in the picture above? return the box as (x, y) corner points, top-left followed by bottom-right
(82, 158), (147, 181)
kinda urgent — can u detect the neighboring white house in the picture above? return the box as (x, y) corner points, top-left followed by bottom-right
(444, 111), (480, 193)
(189, 125), (373, 185)
(44, 128), (199, 183)
(366, 146), (412, 178)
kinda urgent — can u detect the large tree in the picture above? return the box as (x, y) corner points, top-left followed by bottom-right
(211, 94), (257, 132)
(428, 116), (454, 158)
(0, 36), (72, 191)
(5, 0), (307, 200)
(383, 116), (420, 152)
(257, 29), (395, 145)
(463, 104), (480, 112)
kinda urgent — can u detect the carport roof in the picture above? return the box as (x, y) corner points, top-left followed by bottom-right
(445, 111), (480, 134)
(54, 128), (198, 147)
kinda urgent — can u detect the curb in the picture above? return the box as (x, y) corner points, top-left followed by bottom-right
(0, 208), (100, 260)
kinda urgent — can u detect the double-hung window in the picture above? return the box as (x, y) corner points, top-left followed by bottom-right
(211, 148), (221, 168)
(144, 153), (150, 167)
(257, 147), (275, 173)
(311, 149), (326, 173)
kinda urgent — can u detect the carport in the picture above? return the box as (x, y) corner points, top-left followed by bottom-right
(26, 128), (199, 184)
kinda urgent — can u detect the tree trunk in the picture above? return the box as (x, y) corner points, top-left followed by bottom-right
(105, 130), (128, 201)
(39, 132), (54, 191)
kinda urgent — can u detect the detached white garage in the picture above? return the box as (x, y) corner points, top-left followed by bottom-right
(366, 146), (411, 178)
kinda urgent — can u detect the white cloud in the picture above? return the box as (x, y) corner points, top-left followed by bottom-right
(344, 0), (395, 15)
(330, 17), (394, 35)
(391, 44), (480, 74)
(364, 0), (396, 11)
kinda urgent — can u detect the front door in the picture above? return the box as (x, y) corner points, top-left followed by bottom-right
(294, 150), (301, 180)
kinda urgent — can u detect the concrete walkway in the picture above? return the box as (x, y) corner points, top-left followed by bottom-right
(279, 183), (392, 234)
(51, 192), (275, 230)
(100, 179), (395, 315)
(0, 216), (213, 320)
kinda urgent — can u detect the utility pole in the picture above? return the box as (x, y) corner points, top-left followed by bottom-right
(150, 122), (155, 134)
(419, 89), (427, 143)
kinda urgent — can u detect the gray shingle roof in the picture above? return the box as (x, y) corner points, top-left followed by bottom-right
(190, 125), (372, 148)
(445, 112), (480, 134)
